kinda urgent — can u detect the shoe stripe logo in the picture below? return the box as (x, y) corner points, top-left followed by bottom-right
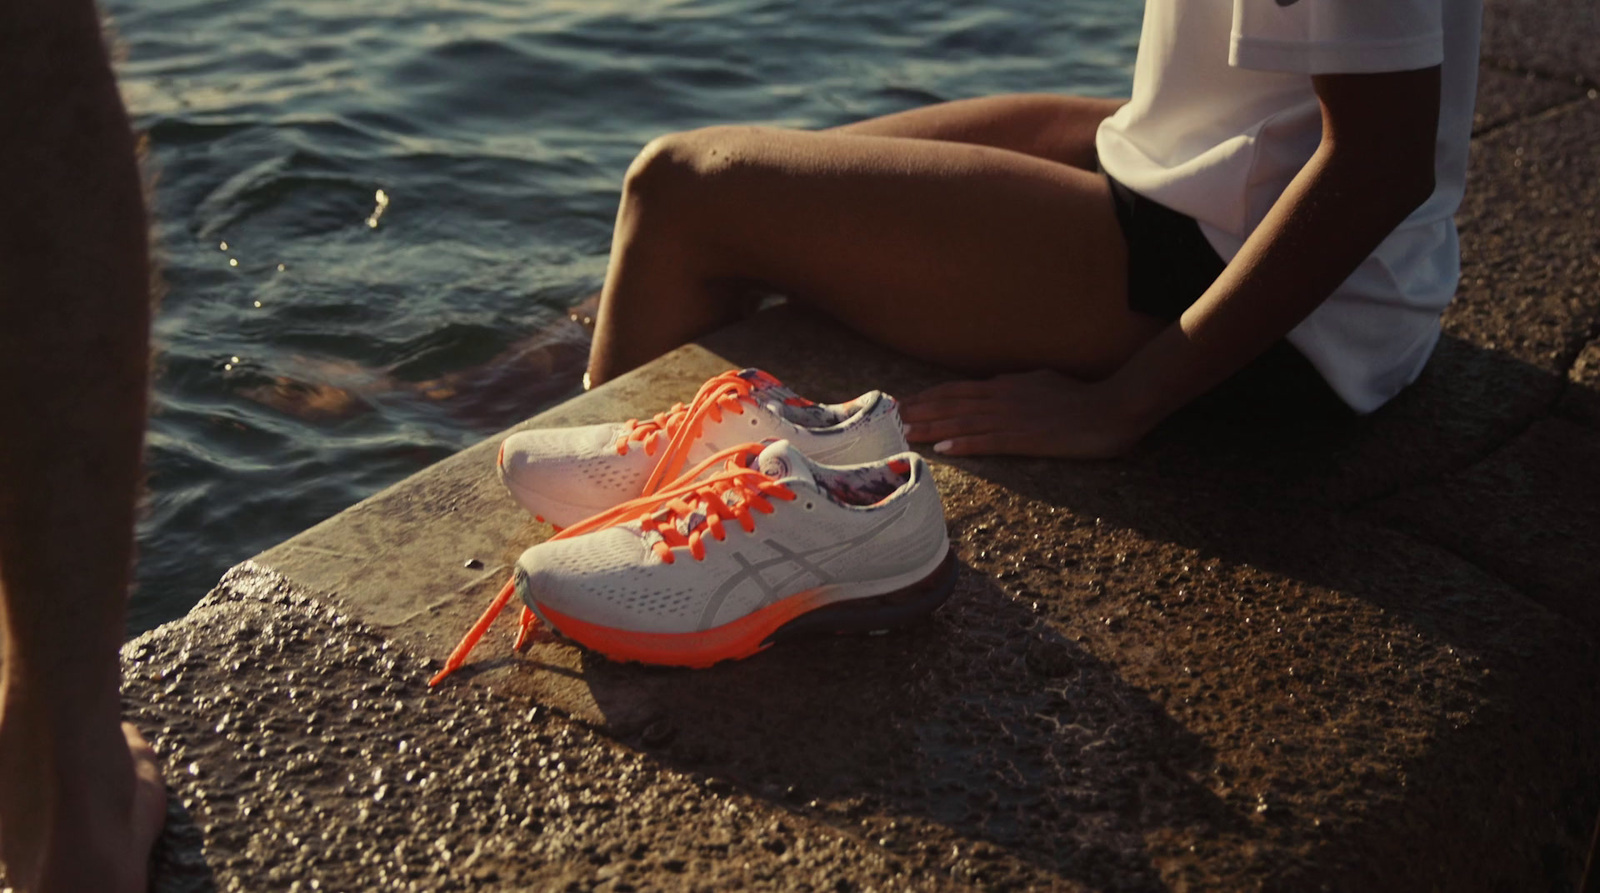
(802, 436), (859, 461)
(696, 505), (906, 630)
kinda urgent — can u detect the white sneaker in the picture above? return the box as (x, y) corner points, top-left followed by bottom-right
(430, 438), (953, 683)
(496, 369), (907, 529)
(508, 439), (953, 667)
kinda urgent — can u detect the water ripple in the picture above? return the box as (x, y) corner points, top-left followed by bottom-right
(106, 0), (1139, 632)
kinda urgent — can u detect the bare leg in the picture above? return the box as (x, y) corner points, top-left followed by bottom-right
(0, 5), (167, 892)
(830, 93), (1126, 170)
(588, 124), (1156, 386)
(564, 92), (1124, 331)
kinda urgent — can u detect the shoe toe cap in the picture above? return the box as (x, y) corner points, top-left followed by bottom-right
(498, 423), (643, 504)
(517, 529), (697, 633)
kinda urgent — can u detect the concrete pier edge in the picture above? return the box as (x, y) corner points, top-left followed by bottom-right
(9, 5), (1592, 891)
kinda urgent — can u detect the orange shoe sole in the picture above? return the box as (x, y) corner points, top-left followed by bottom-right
(534, 550), (958, 668)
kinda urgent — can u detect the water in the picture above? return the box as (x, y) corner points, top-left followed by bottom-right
(107, 0), (1141, 634)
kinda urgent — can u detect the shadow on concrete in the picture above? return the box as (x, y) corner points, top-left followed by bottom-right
(704, 308), (1600, 889)
(710, 306), (1600, 637)
(559, 564), (1241, 891)
(925, 336), (1600, 892)
(150, 797), (218, 893)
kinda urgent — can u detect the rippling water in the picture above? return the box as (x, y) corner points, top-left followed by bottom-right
(108, 0), (1141, 634)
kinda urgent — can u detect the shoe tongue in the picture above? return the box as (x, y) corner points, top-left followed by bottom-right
(735, 368), (800, 405)
(655, 440), (807, 540)
(751, 438), (810, 482)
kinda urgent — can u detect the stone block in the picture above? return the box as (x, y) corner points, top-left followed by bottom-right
(124, 565), (932, 893)
(1372, 416), (1600, 639)
(1450, 98), (1600, 372)
(1483, 0), (1600, 85)
(236, 326), (1600, 890)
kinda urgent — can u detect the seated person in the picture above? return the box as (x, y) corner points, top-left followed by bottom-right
(583, 0), (1481, 458)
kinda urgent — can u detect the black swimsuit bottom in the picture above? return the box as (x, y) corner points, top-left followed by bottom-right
(1103, 172), (1352, 418)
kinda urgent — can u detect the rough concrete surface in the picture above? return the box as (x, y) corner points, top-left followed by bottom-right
(1448, 97), (1600, 376)
(1473, 66), (1588, 135)
(6, 29), (1592, 893)
(1482, 0), (1600, 85)
(1374, 416), (1600, 636)
(106, 315), (1600, 892)
(127, 565), (946, 893)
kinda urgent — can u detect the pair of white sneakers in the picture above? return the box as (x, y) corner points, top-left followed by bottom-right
(431, 369), (954, 684)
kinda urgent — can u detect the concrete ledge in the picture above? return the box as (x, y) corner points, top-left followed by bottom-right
(215, 298), (1600, 890)
(128, 565), (931, 893)
(1373, 416), (1600, 635)
(112, 55), (1600, 893)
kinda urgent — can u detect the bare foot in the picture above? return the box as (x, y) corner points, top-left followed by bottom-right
(0, 710), (167, 893)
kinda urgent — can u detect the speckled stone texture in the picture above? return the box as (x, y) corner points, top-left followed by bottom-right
(1482, 0), (1600, 85)
(1473, 66), (1588, 135)
(162, 282), (1598, 893)
(34, 32), (1600, 893)
(1375, 417), (1600, 635)
(127, 564), (954, 893)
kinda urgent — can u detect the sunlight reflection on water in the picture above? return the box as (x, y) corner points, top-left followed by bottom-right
(107, 0), (1139, 633)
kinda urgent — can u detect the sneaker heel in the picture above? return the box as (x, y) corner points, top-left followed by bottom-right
(763, 550), (958, 646)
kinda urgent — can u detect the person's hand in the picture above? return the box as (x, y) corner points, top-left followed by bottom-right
(898, 369), (1156, 459)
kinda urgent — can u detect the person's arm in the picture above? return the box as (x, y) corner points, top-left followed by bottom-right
(900, 66), (1441, 457)
(0, 3), (169, 891)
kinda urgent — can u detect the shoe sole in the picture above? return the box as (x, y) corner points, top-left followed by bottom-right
(531, 545), (957, 668)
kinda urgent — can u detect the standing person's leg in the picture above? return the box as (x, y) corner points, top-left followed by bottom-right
(587, 125), (1157, 386)
(0, 4), (167, 892)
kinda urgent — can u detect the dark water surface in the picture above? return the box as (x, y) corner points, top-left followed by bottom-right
(108, 0), (1140, 634)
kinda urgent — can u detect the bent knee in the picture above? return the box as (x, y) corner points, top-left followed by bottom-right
(623, 126), (774, 200)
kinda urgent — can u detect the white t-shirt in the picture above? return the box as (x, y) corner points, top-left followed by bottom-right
(1095, 0), (1483, 413)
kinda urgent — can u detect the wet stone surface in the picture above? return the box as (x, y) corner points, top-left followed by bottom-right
(123, 565), (953, 893)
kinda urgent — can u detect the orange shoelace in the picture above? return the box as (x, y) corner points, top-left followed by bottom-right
(615, 370), (763, 498)
(429, 443), (796, 686)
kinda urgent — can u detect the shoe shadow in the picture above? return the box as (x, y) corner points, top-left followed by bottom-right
(694, 304), (1600, 888)
(570, 561), (1242, 890)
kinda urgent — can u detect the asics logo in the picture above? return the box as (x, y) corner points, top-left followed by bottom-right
(696, 506), (905, 630)
(801, 435), (864, 463)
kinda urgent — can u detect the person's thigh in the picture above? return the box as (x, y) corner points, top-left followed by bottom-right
(829, 93), (1126, 169)
(636, 125), (1158, 379)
